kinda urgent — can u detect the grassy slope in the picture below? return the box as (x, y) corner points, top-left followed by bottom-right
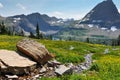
(0, 35), (120, 80)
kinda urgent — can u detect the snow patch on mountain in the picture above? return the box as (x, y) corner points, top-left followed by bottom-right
(101, 27), (107, 30)
(88, 24), (94, 28)
(13, 17), (21, 23)
(111, 26), (117, 31)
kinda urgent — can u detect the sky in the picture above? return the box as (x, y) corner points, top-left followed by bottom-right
(0, 0), (120, 20)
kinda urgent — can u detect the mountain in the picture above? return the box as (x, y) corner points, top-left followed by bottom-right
(7, 13), (62, 35)
(80, 0), (120, 29)
(55, 0), (120, 40)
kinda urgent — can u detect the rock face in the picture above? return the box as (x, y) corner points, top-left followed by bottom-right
(80, 0), (120, 29)
(0, 50), (37, 75)
(16, 38), (53, 64)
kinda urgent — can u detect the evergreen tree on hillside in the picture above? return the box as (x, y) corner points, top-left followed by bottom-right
(48, 35), (53, 40)
(0, 21), (7, 34)
(36, 23), (40, 39)
(0, 23), (1, 33)
(29, 32), (35, 38)
(86, 37), (90, 43)
(39, 33), (44, 39)
(117, 35), (120, 46)
(112, 39), (117, 46)
(20, 29), (24, 36)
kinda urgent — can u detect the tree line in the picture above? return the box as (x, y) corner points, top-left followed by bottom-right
(0, 21), (52, 40)
(85, 36), (120, 46)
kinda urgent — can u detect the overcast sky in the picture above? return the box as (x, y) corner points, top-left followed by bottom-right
(0, 0), (120, 20)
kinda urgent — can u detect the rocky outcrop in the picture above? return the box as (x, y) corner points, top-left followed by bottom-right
(0, 50), (37, 75)
(16, 38), (53, 64)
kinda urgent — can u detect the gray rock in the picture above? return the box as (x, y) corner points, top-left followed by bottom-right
(48, 59), (61, 67)
(0, 50), (37, 75)
(40, 67), (47, 73)
(66, 63), (74, 68)
(104, 48), (109, 54)
(55, 65), (72, 76)
(34, 74), (40, 78)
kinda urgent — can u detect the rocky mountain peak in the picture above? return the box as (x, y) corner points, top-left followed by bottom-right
(80, 0), (120, 29)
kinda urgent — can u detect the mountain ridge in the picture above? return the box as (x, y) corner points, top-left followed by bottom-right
(6, 13), (62, 35)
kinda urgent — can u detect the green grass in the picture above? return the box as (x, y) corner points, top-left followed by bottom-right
(0, 35), (108, 63)
(0, 35), (120, 80)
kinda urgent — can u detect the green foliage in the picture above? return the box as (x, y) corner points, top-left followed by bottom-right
(90, 63), (99, 72)
(54, 28), (88, 41)
(91, 55), (120, 80)
(86, 37), (90, 43)
(29, 32), (35, 38)
(1, 35), (120, 80)
(19, 29), (24, 36)
(0, 35), (23, 50)
(0, 21), (7, 34)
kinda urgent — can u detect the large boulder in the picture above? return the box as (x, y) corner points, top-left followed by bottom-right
(0, 50), (37, 75)
(16, 38), (53, 64)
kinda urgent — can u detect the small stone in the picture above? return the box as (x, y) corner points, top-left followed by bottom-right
(69, 46), (74, 50)
(40, 67), (46, 73)
(34, 74), (40, 78)
(5, 75), (18, 79)
(48, 67), (53, 70)
(47, 60), (61, 67)
(104, 48), (109, 54)
(67, 63), (74, 68)
(81, 65), (87, 70)
(44, 70), (56, 77)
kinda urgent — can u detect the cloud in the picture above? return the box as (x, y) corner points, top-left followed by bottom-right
(47, 11), (85, 20)
(0, 3), (3, 8)
(16, 3), (26, 10)
(52, 11), (63, 15)
(118, 9), (120, 13)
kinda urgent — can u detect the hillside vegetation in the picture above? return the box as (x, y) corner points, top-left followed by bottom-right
(0, 35), (120, 80)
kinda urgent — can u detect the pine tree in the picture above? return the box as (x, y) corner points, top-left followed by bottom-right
(36, 23), (40, 39)
(48, 35), (53, 40)
(0, 21), (7, 34)
(12, 26), (16, 35)
(117, 35), (120, 46)
(29, 32), (35, 38)
(86, 37), (90, 43)
(20, 29), (24, 36)
(112, 39), (117, 46)
(7, 27), (11, 35)
(0, 23), (1, 33)
(39, 33), (44, 39)
(68, 37), (72, 41)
